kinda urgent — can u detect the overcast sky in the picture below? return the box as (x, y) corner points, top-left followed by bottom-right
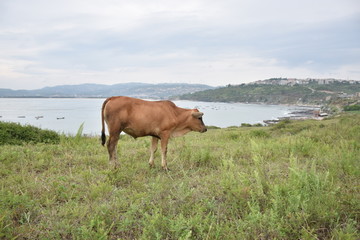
(1, 0), (359, 89)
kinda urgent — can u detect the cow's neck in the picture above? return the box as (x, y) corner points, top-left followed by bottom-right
(171, 108), (192, 137)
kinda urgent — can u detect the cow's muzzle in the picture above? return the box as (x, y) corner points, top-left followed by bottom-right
(201, 128), (207, 133)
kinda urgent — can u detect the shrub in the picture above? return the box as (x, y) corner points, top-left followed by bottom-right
(344, 104), (360, 111)
(206, 125), (221, 129)
(0, 121), (60, 145)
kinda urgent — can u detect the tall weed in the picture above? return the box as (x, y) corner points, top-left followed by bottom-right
(75, 122), (85, 140)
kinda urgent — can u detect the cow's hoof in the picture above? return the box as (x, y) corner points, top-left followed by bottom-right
(149, 163), (155, 168)
(110, 161), (120, 169)
(162, 166), (170, 171)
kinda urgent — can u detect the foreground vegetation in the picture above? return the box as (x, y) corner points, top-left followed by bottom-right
(1, 114), (359, 239)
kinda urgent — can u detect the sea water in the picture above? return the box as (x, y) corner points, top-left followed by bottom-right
(0, 98), (310, 135)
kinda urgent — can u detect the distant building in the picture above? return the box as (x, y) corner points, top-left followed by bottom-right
(249, 78), (360, 86)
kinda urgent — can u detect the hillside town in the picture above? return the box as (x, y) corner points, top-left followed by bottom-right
(251, 78), (360, 86)
(249, 78), (360, 101)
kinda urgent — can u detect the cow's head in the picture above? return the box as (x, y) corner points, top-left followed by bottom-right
(190, 109), (207, 133)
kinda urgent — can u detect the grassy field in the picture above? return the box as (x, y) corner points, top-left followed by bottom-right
(1, 114), (359, 239)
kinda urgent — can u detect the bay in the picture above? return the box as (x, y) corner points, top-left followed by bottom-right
(0, 98), (313, 135)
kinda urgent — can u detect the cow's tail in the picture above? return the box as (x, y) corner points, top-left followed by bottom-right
(101, 98), (110, 146)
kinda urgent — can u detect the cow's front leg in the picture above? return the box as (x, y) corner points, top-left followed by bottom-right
(149, 137), (158, 168)
(160, 134), (170, 170)
(107, 134), (120, 168)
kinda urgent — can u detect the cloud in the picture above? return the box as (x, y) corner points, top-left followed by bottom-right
(0, 0), (359, 89)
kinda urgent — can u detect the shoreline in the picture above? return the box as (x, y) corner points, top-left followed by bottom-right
(264, 108), (323, 125)
(0, 96), (323, 107)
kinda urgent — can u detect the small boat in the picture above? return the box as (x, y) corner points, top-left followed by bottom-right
(35, 116), (44, 120)
(18, 116), (26, 118)
(57, 117), (65, 120)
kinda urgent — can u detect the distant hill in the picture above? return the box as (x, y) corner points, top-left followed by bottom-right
(0, 83), (214, 99)
(179, 79), (360, 105)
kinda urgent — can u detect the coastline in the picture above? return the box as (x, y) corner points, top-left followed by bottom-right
(264, 108), (323, 125)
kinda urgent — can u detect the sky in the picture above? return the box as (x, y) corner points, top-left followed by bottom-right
(0, 0), (359, 90)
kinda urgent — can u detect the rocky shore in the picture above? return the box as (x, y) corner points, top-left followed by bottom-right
(264, 108), (323, 125)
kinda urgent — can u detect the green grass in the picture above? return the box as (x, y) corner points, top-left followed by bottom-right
(1, 114), (359, 239)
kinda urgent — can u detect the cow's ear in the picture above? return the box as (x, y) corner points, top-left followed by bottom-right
(192, 112), (204, 119)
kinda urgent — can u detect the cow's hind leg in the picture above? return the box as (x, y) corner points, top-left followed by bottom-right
(107, 133), (120, 168)
(160, 134), (170, 171)
(149, 137), (159, 168)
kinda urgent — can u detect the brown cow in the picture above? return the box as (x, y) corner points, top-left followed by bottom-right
(101, 96), (207, 170)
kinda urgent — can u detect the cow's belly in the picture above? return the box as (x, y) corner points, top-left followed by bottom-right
(123, 128), (142, 138)
(123, 127), (157, 139)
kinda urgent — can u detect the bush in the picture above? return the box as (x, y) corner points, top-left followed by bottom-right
(344, 104), (360, 111)
(206, 125), (221, 129)
(0, 121), (60, 145)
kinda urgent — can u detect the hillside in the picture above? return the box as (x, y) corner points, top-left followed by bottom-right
(0, 83), (213, 99)
(179, 79), (360, 105)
